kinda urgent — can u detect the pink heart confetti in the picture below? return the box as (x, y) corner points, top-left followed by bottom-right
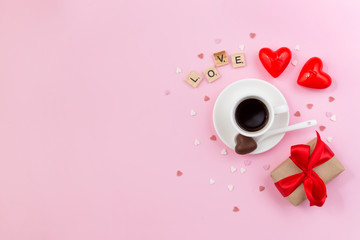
(164, 90), (170, 95)
(329, 96), (335, 102)
(250, 33), (256, 39)
(259, 186), (265, 192)
(326, 112), (332, 118)
(263, 164), (270, 170)
(198, 53), (204, 59)
(204, 96), (210, 101)
(306, 104), (313, 109)
(294, 111), (301, 117)
(233, 206), (239, 212)
(319, 126), (326, 131)
(210, 135), (217, 141)
(214, 38), (222, 44)
(244, 159), (252, 166)
(176, 170), (183, 176)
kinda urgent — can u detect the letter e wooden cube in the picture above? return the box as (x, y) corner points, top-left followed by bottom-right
(231, 53), (246, 68)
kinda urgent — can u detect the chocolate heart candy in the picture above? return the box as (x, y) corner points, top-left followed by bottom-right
(235, 134), (257, 155)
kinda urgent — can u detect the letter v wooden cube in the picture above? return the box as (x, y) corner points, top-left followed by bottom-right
(213, 50), (229, 67)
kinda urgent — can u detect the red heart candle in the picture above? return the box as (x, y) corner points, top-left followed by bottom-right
(297, 57), (332, 89)
(259, 47), (292, 78)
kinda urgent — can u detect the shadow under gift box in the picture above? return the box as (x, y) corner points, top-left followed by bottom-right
(271, 138), (345, 206)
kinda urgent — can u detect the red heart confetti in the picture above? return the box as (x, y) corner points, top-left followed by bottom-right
(294, 111), (301, 117)
(329, 96), (335, 102)
(250, 33), (256, 39)
(259, 47), (292, 78)
(210, 135), (217, 141)
(204, 96), (210, 101)
(233, 206), (239, 212)
(263, 164), (270, 170)
(214, 38), (222, 44)
(319, 126), (326, 131)
(198, 53), (204, 59)
(176, 170), (183, 176)
(306, 104), (313, 109)
(297, 57), (332, 89)
(259, 186), (265, 192)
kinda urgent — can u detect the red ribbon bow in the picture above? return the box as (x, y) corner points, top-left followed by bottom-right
(274, 132), (334, 206)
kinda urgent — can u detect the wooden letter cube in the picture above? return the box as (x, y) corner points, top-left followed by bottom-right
(231, 53), (246, 68)
(213, 51), (229, 67)
(185, 71), (203, 88)
(203, 66), (220, 83)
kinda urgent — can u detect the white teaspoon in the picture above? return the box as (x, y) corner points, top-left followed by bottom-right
(255, 120), (317, 143)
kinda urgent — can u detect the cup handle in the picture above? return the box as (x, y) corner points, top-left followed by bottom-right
(274, 104), (288, 115)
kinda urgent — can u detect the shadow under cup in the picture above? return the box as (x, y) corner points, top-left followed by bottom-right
(234, 98), (270, 132)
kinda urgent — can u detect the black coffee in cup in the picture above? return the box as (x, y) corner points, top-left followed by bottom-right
(234, 98), (269, 132)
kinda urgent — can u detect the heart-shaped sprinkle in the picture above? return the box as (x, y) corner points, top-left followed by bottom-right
(194, 139), (200, 146)
(176, 170), (183, 176)
(209, 178), (215, 184)
(221, 149), (227, 155)
(198, 53), (204, 59)
(259, 186), (265, 192)
(228, 185), (234, 191)
(295, 44), (300, 51)
(319, 125), (326, 131)
(239, 44), (245, 51)
(240, 168), (246, 174)
(291, 60), (298, 66)
(214, 38), (222, 44)
(306, 104), (313, 109)
(204, 96), (210, 101)
(164, 90), (170, 95)
(329, 96), (335, 102)
(233, 206), (239, 212)
(244, 159), (252, 166)
(235, 134), (257, 155)
(250, 33), (256, 39)
(294, 111), (301, 117)
(230, 166), (237, 173)
(326, 137), (333, 143)
(326, 112), (332, 118)
(176, 67), (182, 73)
(263, 164), (270, 170)
(330, 115), (337, 122)
(210, 135), (217, 141)
(190, 110), (196, 116)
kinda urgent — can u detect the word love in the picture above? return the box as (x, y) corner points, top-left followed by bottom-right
(185, 50), (246, 88)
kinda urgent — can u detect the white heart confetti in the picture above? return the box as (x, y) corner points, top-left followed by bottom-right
(221, 149), (227, 155)
(176, 67), (182, 73)
(239, 44), (245, 51)
(190, 110), (196, 116)
(295, 44), (300, 51)
(230, 166), (237, 173)
(291, 60), (298, 66)
(228, 185), (234, 191)
(210, 178), (215, 184)
(330, 115), (337, 122)
(194, 139), (200, 146)
(326, 137), (333, 143)
(240, 168), (246, 174)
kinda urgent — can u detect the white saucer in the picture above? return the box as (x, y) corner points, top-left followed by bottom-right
(213, 79), (289, 154)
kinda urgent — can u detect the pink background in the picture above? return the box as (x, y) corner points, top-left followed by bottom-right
(0, 0), (360, 239)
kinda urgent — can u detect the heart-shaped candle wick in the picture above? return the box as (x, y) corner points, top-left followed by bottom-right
(235, 134), (257, 155)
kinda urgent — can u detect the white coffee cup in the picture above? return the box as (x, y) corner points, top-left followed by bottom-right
(230, 94), (288, 138)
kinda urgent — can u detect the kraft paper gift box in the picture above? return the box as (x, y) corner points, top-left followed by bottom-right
(271, 135), (345, 206)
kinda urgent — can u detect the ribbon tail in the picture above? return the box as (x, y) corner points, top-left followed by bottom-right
(303, 172), (327, 207)
(274, 172), (305, 197)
